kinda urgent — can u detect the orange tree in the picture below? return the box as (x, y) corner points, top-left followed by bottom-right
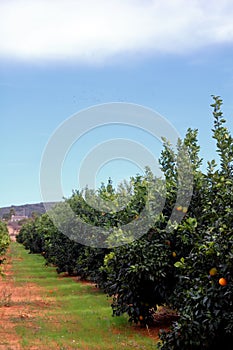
(64, 174), (152, 281)
(0, 220), (10, 267)
(100, 96), (232, 349)
(17, 217), (45, 253)
(99, 126), (204, 325)
(159, 96), (233, 349)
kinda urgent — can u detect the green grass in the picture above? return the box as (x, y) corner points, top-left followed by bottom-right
(9, 242), (158, 349)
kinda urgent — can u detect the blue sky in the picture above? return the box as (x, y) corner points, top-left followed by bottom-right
(1, 0), (233, 207)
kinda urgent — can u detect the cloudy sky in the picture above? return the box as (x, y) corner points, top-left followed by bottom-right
(1, 0), (233, 206)
(1, 0), (233, 61)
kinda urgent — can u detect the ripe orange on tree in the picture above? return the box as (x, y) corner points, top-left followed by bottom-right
(219, 277), (227, 286)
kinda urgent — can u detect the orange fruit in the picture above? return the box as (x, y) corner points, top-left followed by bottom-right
(172, 252), (177, 258)
(176, 206), (182, 211)
(209, 267), (218, 276)
(219, 278), (227, 286)
(139, 315), (143, 321)
(182, 207), (188, 213)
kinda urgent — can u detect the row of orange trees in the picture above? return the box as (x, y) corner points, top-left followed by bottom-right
(17, 96), (233, 349)
(0, 221), (10, 269)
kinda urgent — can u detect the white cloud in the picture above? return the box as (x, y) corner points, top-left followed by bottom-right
(0, 0), (233, 63)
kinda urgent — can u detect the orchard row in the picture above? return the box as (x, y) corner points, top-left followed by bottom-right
(17, 96), (233, 349)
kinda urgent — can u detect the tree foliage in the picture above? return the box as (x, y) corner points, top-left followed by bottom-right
(17, 96), (233, 349)
(0, 220), (10, 267)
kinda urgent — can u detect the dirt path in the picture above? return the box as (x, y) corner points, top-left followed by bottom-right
(7, 225), (19, 242)
(0, 248), (48, 350)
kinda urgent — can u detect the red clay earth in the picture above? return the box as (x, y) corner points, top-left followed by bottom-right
(0, 230), (54, 349)
(0, 252), (51, 349)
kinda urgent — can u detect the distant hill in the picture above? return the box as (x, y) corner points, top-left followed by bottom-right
(0, 202), (58, 219)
